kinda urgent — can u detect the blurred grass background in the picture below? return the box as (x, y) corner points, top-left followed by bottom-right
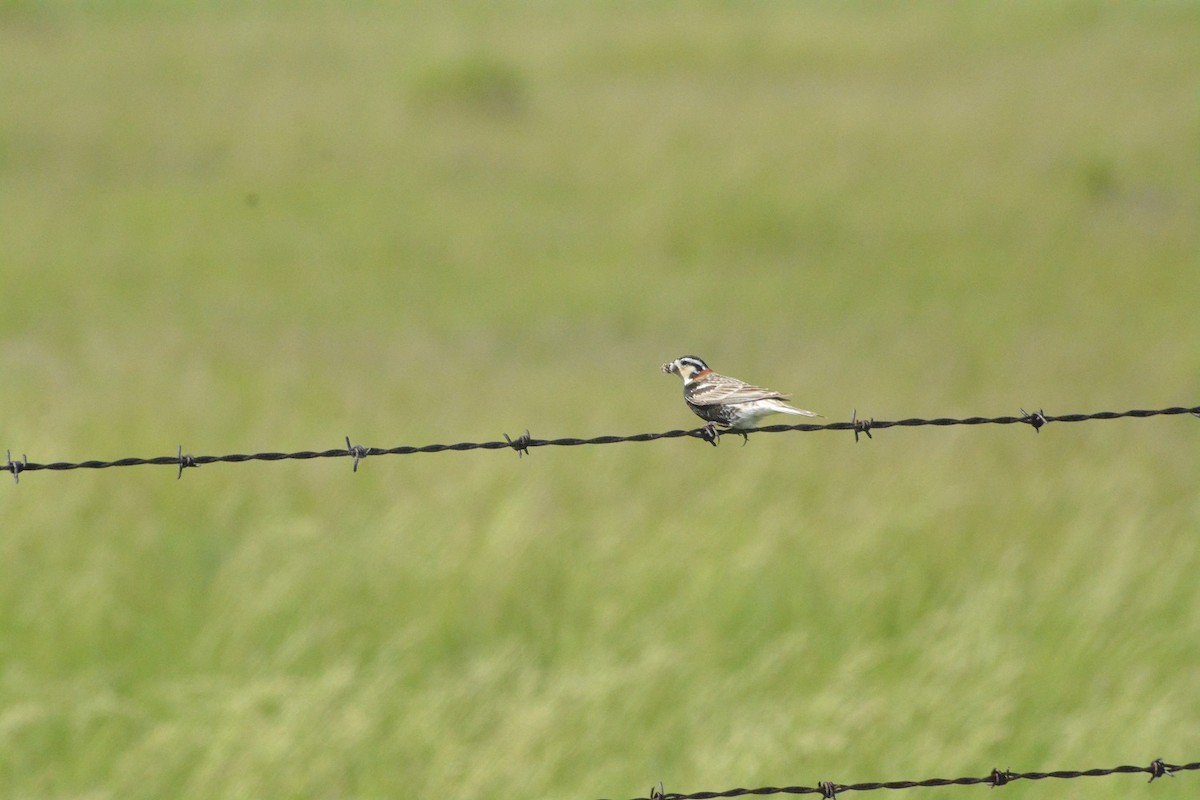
(2, 2), (1199, 798)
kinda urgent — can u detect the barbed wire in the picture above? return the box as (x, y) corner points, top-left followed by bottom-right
(617, 758), (1195, 800)
(5, 404), (1198, 483)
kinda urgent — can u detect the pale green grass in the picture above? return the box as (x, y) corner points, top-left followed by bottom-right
(2, 2), (1199, 799)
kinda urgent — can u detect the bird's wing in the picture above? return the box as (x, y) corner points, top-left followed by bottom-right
(686, 373), (790, 406)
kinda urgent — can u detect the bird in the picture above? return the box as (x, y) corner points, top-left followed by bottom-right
(661, 355), (820, 443)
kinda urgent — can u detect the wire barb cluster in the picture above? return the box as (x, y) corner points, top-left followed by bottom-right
(345, 436), (369, 472)
(616, 759), (1195, 800)
(5, 405), (1198, 482)
(6, 450), (27, 484)
(504, 429), (532, 458)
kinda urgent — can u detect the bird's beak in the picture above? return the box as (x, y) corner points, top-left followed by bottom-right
(661, 361), (677, 374)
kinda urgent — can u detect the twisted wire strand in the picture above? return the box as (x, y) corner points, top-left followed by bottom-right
(622, 759), (1195, 800)
(5, 405), (1198, 481)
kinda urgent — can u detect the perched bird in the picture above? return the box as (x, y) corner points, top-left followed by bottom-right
(661, 355), (820, 442)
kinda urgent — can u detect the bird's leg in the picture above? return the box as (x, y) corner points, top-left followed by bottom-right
(701, 422), (721, 447)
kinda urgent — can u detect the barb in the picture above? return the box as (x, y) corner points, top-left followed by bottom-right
(613, 759), (1198, 800)
(987, 768), (1014, 787)
(1147, 758), (1174, 782)
(176, 445), (198, 480)
(1020, 408), (1048, 433)
(850, 408), (873, 442)
(504, 430), (532, 458)
(345, 436), (370, 473)
(5, 405), (1198, 481)
(6, 450), (27, 484)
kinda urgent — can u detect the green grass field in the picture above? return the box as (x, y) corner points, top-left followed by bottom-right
(2, 2), (1199, 798)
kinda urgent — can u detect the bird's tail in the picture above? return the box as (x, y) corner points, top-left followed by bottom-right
(773, 402), (822, 418)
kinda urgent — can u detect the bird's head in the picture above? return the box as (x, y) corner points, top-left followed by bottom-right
(661, 355), (711, 383)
